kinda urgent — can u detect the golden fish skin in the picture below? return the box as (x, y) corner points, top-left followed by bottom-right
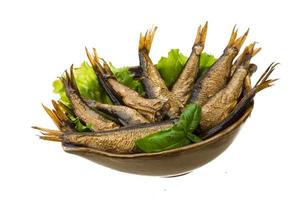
(190, 27), (249, 106)
(200, 43), (260, 130)
(61, 66), (120, 131)
(171, 22), (207, 106)
(107, 77), (168, 122)
(201, 63), (277, 139)
(200, 67), (248, 130)
(139, 26), (182, 118)
(62, 121), (174, 154)
(84, 99), (150, 125)
(243, 63), (257, 93)
(85, 48), (168, 122)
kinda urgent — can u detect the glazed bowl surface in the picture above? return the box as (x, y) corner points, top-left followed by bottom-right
(63, 106), (253, 177)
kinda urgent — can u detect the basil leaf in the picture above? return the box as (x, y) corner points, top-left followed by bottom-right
(109, 62), (145, 96)
(156, 50), (217, 87)
(135, 129), (191, 153)
(187, 132), (202, 143)
(135, 103), (201, 153)
(175, 104), (201, 133)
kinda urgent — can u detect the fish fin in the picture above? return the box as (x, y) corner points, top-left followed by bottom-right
(252, 46), (261, 57)
(32, 126), (62, 136)
(235, 28), (249, 50)
(51, 100), (74, 131)
(254, 62), (279, 87)
(69, 65), (81, 95)
(60, 66), (79, 96)
(58, 100), (74, 115)
(51, 100), (68, 122)
(247, 42), (261, 57)
(98, 58), (114, 78)
(231, 42), (260, 75)
(254, 78), (277, 93)
(194, 21), (208, 47)
(86, 47), (108, 77)
(226, 25), (238, 48)
(91, 47), (112, 76)
(32, 126), (63, 142)
(39, 135), (62, 142)
(85, 47), (96, 66)
(241, 42), (260, 65)
(40, 101), (73, 131)
(227, 27), (249, 51)
(85, 48), (122, 105)
(41, 104), (62, 129)
(139, 26), (158, 54)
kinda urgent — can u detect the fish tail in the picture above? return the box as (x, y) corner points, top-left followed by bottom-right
(51, 100), (69, 122)
(227, 26), (249, 51)
(231, 42), (260, 75)
(38, 100), (73, 132)
(254, 62), (279, 87)
(252, 45), (261, 57)
(91, 48), (110, 75)
(252, 62), (278, 94)
(69, 65), (81, 94)
(235, 28), (249, 50)
(41, 103), (63, 129)
(51, 100), (75, 131)
(85, 47), (107, 77)
(254, 78), (277, 94)
(59, 65), (79, 96)
(231, 43), (260, 76)
(32, 126), (63, 142)
(226, 25), (238, 48)
(85, 47), (122, 105)
(86, 47), (115, 78)
(85, 47), (96, 66)
(99, 58), (115, 78)
(139, 26), (158, 54)
(246, 42), (261, 58)
(33, 101), (73, 141)
(39, 135), (62, 142)
(241, 42), (261, 65)
(194, 21), (208, 46)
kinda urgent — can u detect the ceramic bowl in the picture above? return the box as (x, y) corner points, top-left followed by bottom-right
(63, 105), (253, 177)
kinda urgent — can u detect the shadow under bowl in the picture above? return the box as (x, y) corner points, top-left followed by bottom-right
(62, 105), (253, 177)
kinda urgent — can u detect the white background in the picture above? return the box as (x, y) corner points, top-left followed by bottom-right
(0, 0), (299, 199)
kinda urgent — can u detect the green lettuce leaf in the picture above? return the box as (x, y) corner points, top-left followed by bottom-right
(67, 112), (92, 132)
(109, 62), (145, 96)
(156, 49), (187, 87)
(53, 61), (110, 108)
(199, 52), (217, 78)
(156, 49), (217, 87)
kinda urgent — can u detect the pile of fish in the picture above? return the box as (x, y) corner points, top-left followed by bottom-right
(34, 22), (277, 154)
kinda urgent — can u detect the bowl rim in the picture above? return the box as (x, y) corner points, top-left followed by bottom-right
(63, 105), (253, 158)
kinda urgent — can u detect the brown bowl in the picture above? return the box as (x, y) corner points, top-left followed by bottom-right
(62, 105), (253, 177)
